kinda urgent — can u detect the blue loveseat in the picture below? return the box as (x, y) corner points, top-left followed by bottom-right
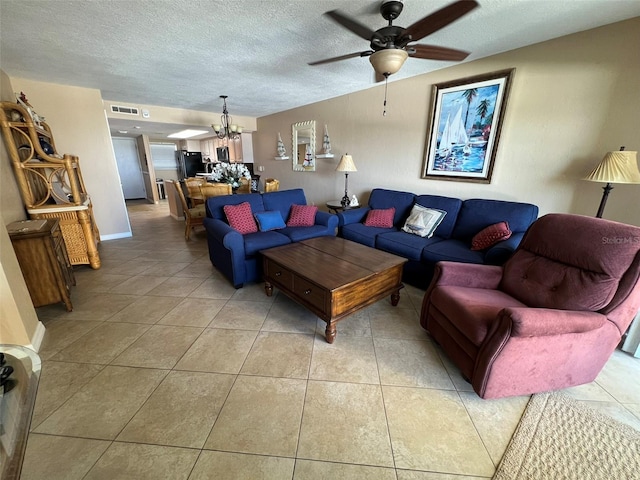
(338, 188), (539, 288)
(204, 188), (338, 288)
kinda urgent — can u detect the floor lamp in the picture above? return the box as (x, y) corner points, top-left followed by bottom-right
(584, 147), (640, 218)
(336, 154), (357, 207)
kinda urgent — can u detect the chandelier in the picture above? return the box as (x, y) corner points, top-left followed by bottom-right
(211, 95), (242, 140)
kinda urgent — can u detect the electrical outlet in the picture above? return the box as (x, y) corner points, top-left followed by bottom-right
(258, 166), (265, 172)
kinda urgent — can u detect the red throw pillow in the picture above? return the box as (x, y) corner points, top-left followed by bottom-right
(471, 221), (512, 250)
(287, 204), (318, 227)
(224, 202), (257, 234)
(364, 208), (396, 228)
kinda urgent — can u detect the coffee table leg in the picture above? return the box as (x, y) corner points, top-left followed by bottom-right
(325, 322), (336, 344)
(391, 290), (400, 306)
(265, 281), (273, 297)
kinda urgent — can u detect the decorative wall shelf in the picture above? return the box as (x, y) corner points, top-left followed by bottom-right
(275, 132), (289, 161)
(317, 124), (333, 159)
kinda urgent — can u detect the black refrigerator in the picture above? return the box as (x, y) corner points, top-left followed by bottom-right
(176, 151), (203, 179)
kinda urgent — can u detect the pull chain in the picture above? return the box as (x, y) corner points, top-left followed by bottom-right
(383, 73), (389, 116)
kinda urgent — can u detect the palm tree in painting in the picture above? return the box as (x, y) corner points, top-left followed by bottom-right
(476, 99), (491, 126)
(462, 88), (478, 129)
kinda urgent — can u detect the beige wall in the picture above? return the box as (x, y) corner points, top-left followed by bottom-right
(0, 70), (26, 223)
(104, 100), (258, 133)
(0, 71), (43, 347)
(8, 77), (131, 239)
(136, 134), (158, 203)
(253, 18), (640, 227)
(0, 225), (42, 347)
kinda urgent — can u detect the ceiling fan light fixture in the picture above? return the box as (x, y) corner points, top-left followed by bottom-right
(369, 48), (408, 76)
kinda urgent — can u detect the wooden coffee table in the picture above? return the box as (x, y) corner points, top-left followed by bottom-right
(262, 236), (407, 343)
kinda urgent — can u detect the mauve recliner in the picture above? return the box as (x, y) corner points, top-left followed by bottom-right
(420, 213), (640, 399)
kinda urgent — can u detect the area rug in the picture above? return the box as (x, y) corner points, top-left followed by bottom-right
(493, 391), (640, 480)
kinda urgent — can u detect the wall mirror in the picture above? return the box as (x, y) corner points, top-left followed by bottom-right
(292, 120), (316, 172)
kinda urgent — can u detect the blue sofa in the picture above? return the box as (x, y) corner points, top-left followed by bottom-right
(204, 188), (338, 288)
(338, 188), (539, 288)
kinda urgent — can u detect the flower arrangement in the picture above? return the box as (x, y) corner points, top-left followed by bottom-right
(210, 162), (251, 189)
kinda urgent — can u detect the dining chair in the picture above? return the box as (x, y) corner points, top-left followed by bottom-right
(185, 177), (206, 206)
(236, 177), (252, 194)
(200, 182), (232, 199)
(172, 180), (206, 240)
(264, 178), (280, 192)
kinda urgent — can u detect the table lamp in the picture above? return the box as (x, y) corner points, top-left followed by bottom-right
(336, 154), (357, 207)
(584, 147), (640, 218)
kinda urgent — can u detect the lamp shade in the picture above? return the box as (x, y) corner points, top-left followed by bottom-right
(369, 49), (408, 76)
(584, 150), (640, 184)
(336, 154), (357, 172)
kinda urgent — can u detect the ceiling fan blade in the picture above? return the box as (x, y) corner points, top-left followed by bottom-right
(325, 10), (376, 41)
(308, 51), (373, 66)
(409, 44), (470, 61)
(404, 0), (479, 43)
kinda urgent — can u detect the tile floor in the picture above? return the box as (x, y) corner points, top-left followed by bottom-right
(22, 200), (640, 480)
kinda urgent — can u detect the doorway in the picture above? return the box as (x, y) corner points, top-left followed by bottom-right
(112, 137), (147, 199)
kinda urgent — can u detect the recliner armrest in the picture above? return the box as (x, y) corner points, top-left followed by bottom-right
(430, 261), (503, 290)
(499, 307), (607, 337)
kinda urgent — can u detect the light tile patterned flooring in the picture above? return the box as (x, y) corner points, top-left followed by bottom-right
(22, 200), (640, 479)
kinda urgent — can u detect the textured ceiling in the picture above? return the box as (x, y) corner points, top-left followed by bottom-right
(2, 0), (639, 135)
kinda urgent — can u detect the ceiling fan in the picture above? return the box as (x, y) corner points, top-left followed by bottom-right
(309, 0), (479, 80)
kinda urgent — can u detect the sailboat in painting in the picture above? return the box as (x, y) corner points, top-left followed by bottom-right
(437, 105), (468, 157)
(437, 114), (452, 157)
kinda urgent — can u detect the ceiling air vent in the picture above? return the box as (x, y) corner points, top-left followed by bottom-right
(110, 105), (139, 115)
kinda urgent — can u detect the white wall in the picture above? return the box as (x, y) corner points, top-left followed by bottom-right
(252, 18), (640, 227)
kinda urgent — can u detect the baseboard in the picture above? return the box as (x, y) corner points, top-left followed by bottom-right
(100, 231), (133, 241)
(29, 321), (47, 352)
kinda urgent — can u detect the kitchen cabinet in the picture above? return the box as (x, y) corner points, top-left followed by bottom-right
(199, 137), (243, 163)
(178, 139), (201, 152)
(201, 139), (211, 157)
(200, 138), (214, 160)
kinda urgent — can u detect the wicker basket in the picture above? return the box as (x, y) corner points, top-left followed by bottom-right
(29, 205), (100, 269)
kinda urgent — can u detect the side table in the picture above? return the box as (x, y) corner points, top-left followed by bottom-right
(326, 200), (358, 214)
(7, 219), (75, 311)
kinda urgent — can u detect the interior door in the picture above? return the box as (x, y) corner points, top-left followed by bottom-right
(112, 137), (147, 199)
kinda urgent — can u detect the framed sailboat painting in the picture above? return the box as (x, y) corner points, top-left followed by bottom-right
(422, 69), (515, 183)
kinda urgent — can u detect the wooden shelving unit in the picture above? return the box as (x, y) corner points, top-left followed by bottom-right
(0, 101), (101, 269)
